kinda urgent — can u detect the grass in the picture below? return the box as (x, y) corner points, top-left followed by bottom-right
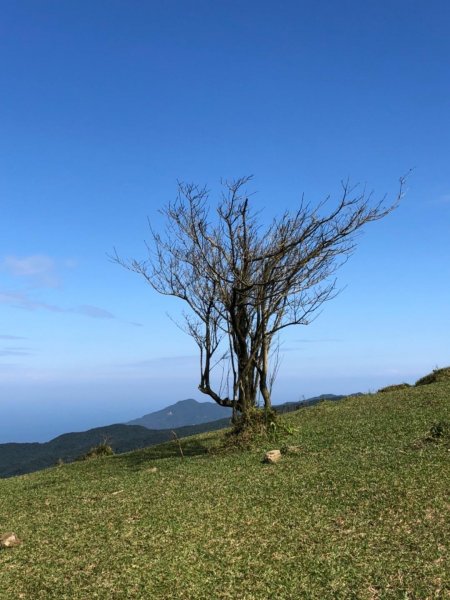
(415, 366), (450, 387)
(378, 383), (411, 393)
(76, 441), (115, 461)
(0, 376), (449, 599)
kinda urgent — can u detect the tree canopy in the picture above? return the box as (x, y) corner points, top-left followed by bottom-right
(114, 175), (405, 424)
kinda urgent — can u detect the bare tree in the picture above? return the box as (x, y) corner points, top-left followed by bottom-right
(113, 175), (406, 425)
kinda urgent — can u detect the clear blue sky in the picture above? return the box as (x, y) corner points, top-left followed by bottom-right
(1, 0), (449, 442)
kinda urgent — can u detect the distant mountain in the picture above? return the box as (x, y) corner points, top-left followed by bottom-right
(0, 419), (230, 479)
(127, 398), (233, 429)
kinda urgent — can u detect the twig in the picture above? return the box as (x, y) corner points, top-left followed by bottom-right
(171, 431), (185, 459)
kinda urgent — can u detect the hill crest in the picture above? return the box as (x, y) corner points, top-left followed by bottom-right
(127, 398), (232, 429)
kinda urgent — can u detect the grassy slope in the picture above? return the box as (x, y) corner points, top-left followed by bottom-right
(0, 382), (449, 599)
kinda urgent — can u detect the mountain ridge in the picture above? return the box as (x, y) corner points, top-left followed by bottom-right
(0, 419), (230, 478)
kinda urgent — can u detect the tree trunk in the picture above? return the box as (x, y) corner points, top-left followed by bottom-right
(259, 337), (271, 411)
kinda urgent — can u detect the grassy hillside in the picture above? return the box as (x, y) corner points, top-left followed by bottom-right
(0, 378), (449, 599)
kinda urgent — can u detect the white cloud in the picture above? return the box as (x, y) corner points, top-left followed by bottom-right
(72, 305), (115, 319)
(0, 290), (63, 312)
(0, 347), (33, 357)
(0, 289), (117, 320)
(2, 255), (60, 287)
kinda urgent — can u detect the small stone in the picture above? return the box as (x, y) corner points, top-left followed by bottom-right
(264, 450), (282, 464)
(0, 533), (21, 548)
(147, 467), (158, 473)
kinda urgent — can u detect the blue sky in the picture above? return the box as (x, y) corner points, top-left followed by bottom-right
(1, 0), (449, 442)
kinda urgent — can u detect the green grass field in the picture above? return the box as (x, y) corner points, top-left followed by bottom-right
(1, 376), (449, 599)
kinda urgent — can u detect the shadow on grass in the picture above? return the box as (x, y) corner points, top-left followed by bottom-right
(115, 437), (212, 470)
